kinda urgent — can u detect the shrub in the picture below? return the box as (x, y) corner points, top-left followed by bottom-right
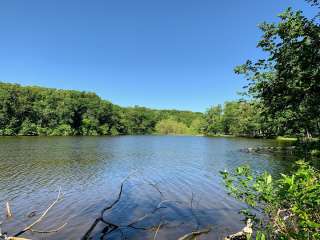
(155, 118), (192, 135)
(18, 120), (38, 136)
(50, 124), (73, 136)
(220, 161), (320, 239)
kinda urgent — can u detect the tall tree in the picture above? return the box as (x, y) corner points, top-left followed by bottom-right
(235, 7), (320, 137)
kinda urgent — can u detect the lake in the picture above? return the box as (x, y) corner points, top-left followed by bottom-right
(0, 136), (296, 239)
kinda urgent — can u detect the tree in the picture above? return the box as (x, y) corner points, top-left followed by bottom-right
(155, 118), (191, 135)
(235, 8), (320, 137)
(19, 119), (38, 136)
(189, 117), (205, 135)
(0, 82), (203, 136)
(203, 105), (223, 135)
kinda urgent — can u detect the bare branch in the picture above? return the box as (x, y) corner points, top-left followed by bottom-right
(6, 202), (13, 218)
(82, 172), (137, 240)
(7, 237), (32, 240)
(101, 171), (136, 219)
(153, 222), (164, 240)
(177, 228), (211, 240)
(14, 187), (66, 237)
(29, 222), (68, 234)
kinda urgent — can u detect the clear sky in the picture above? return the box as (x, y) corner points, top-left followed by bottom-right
(0, 0), (317, 112)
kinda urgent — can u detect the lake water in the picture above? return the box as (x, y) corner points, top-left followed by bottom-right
(0, 136), (296, 239)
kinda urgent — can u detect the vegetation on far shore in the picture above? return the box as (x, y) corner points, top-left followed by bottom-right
(1, 81), (319, 139)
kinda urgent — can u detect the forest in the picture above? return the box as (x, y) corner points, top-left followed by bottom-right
(0, 82), (204, 136)
(1, 81), (319, 138)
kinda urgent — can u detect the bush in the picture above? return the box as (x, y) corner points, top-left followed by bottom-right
(50, 124), (73, 136)
(19, 120), (38, 136)
(311, 149), (320, 157)
(220, 161), (320, 239)
(110, 126), (119, 136)
(0, 128), (15, 136)
(80, 118), (99, 136)
(36, 126), (50, 136)
(98, 124), (109, 135)
(155, 118), (192, 135)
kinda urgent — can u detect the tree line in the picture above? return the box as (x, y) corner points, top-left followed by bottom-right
(1, 81), (318, 137)
(0, 82), (203, 136)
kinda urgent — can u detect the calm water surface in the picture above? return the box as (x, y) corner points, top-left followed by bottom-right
(0, 136), (296, 239)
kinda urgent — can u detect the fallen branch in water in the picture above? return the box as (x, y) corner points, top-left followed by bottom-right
(177, 228), (211, 240)
(224, 219), (253, 240)
(7, 237), (31, 240)
(153, 221), (164, 240)
(0, 188), (67, 240)
(81, 173), (212, 240)
(6, 202), (12, 219)
(81, 174), (131, 240)
(82, 173), (174, 239)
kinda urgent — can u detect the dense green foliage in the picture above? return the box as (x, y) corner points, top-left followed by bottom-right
(0, 82), (203, 136)
(202, 101), (263, 137)
(154, 117), (203, 135)
(202, 4), (320, 139)
(155, 118), (191, 135)
(234, 7), (320, 138)
(219, 3), (320, 239)
(221, 161), (320, 239)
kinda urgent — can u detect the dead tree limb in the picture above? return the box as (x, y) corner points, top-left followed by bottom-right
(177, 228), (211, 240)
(81, 174), (134, 240)
(153, 221), (164, 240)
(29, 222), (68, 234)
(224, 219), (253, 240)
(7, 237), (32, 240)
(13, 187), (67, 237)
(82, 174), (179, 239)
(6, 202), (12, 219)
(82, 175), (212, 240)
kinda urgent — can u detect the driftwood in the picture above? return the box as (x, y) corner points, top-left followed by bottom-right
(7, 237), (31, 240)
(0, 188), (67, 240)
(224, 219), (253, 240)
(6, 202), (12, 219)
(177, 228), (211, 240)
(153, 222), (164, 240)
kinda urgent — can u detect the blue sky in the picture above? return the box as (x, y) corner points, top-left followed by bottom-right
(0, 0), (317, 112)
